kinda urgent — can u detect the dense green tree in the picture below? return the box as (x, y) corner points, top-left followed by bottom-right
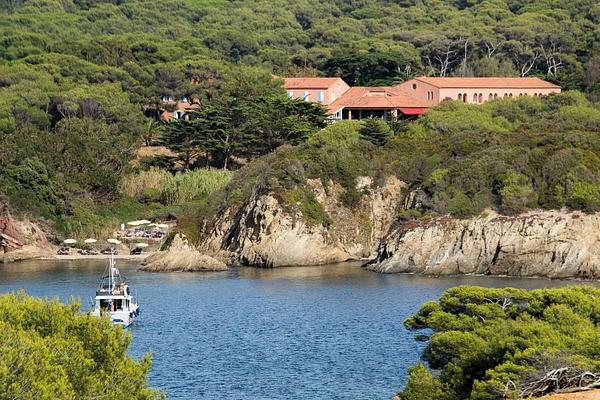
(359, 118), (392, 146)
(0, 292), (163, 400)
(400, 286), (600, 399)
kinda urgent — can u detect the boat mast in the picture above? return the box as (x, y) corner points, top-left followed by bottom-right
(109, 250), (114, 292)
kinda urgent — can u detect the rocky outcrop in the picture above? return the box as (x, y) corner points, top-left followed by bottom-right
(198, 176), (405, 267)
(368, 210), (600, 279)
(0, 198), (53, 263)
(141, 234), (227, 272)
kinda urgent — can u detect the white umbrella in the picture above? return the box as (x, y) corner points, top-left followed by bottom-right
(135, 243), (149, 248)
(127, 220), (142, 226)
(84, 238), (97, 244)
(107, 238), (121, 245)
(138, 219), (151, 225)
(63, 239), (77, 244)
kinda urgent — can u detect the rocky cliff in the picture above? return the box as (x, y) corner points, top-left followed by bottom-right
(141, 233), (227, 272)
(367, 210), (600, 279)
(198, 176), (405, 267)
(0, 198), (53, 263)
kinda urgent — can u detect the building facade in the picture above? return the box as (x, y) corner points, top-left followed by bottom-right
(283, 77), (350, 105)
(394, 77), (561, 105)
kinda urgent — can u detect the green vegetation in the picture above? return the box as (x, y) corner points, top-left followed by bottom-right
(197, 93), (600, 231)
(121, 168), (231, 206)
(0, 292), (163, 400)
(398, 286), (600, 399)
(0, 0), (599, 237)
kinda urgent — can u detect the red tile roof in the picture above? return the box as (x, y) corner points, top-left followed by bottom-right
(328, 87), (431, 113)
(283, 77), (345, 90)
(411, 76), (559, 89)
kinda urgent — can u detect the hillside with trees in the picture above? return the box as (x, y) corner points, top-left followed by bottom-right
(0, 0), (599, 235)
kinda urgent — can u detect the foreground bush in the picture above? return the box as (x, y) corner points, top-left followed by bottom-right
(0, 292), (163, 400)
(398, 286), (600, 400)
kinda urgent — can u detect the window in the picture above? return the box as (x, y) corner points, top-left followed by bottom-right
(317, 91), (324, 102)
(411, 83), (417, 90)
(494, 93), (498, 99)
(473, 93), (478, 102)
(478, 93), (483, 103)
(509, 93), (513, 98)
(287, 91), (294, 98)
(489, 93), (493, 100)
(302, 91), (309, 101)
(462, 94), (466, 103)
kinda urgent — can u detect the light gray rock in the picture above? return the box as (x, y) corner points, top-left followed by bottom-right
(141, 234), (227, 272)
(198, 176), (406, 267)
(368, 210), (600, 279)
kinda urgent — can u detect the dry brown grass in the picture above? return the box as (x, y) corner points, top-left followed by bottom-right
(540, 390), (600, 399)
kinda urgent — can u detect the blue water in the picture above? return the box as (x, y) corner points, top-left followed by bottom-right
(0, 260), (590, 399)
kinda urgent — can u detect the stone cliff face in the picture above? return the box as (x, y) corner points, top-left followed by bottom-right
(198, 176), (405, 267)
(367, 210), (600, 279)
(0, 198), (52, 263)
(141, 234), (227, 272)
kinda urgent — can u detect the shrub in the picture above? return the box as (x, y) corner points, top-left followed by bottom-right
(0, 292), (163, 400)
(160, 169), (232, 205)
(284, 187), (331, 226)
(121, 168), (232, 206)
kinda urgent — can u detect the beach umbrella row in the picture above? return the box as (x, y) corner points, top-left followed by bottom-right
(127, 219), (152, 226)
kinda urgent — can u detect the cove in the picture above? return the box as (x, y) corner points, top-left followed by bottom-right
(0, 260), (593, 400)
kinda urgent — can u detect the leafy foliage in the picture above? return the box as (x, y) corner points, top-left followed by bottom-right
(199, 93), (600, 231)
(0, 292), (163, 400)
(399, 286), (600, 399)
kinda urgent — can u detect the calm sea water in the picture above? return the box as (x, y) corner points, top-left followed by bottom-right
(0, 260), (593, 399)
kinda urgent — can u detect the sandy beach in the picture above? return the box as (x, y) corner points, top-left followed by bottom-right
(41, 252), (156, 261)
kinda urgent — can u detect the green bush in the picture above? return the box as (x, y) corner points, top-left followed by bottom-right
(400, 286), (600, 399)
(0, 158), (65, 218)
(0, 292), (163, 400)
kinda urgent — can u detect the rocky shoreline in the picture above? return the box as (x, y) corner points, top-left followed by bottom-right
(4, 181), (600, 280)
(367, 210), (600, 280)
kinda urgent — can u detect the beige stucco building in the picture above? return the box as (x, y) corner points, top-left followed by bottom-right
(283, 77), (350, 105)
(395, 77), (561, 105)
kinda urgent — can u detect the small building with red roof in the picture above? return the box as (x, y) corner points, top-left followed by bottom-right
(327, 87), (430, 120)
(283, 77), (350, 106)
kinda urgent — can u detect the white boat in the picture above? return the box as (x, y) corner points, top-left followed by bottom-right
(91, 252), (139, 327)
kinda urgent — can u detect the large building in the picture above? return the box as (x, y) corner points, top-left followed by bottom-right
(394, 77), (561, 105)
(283, 76), (561, 121)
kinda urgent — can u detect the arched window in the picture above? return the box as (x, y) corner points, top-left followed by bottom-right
(494, 93), (498, 99)
(458, 93), (462, 101)
(504, 93), (508, 98)
(489, 93), (493, 100)
(478, 93), (483, 103)
(533, 93), (537, 97)
(509, 93), (513, 98)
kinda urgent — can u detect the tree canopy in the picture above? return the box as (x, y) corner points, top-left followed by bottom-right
(0, 292), (163, 400)
(398, 285), (600, 399)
